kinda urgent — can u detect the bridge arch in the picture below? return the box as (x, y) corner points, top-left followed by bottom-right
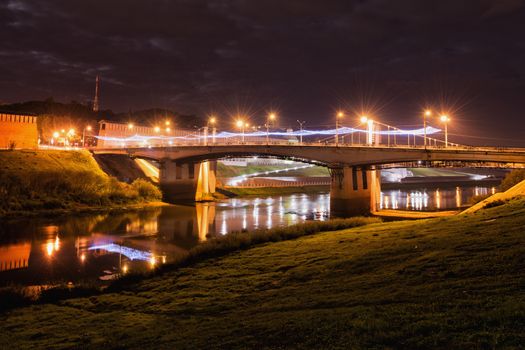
(93, 144), (525, 216)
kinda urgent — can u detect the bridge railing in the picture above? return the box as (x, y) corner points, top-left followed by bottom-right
(89, 140), (525, 153)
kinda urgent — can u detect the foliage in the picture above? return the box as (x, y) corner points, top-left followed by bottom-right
(500, 169), (525, 191)
(131, 178), (162, 201)
(0, 150), (159, 216)
(469, 193), (492, 205)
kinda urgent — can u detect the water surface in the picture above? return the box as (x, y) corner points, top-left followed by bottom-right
(0, 185), (495, 286)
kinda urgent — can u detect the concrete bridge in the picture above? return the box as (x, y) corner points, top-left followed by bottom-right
(93, 143), (525, 216)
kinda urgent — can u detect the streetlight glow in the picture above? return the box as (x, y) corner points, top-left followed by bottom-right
(154, 126), (160, 133)
(360, 116), (368, 124)
(128, 123), (134, 130)
(440, 115), (450, 147)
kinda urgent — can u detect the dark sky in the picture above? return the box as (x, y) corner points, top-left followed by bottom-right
(1, 0), (524, 146)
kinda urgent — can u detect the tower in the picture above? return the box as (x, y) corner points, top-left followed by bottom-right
(93, 75), (100, 112)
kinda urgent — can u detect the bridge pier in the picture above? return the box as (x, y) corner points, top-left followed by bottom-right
(329, 166), (381, 217)
(159, 159), (217, 202)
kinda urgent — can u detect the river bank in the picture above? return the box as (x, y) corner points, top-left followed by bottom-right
(222, 185), (330, 196)
(0, 150), (163, 218)
(2, 197), (524, 348)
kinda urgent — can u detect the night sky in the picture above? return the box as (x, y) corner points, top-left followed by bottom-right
(1, 0), (524, 146)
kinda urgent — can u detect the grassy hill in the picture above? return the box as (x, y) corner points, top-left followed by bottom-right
(1, 198), (524, 348)
(0, 150), (161, 216)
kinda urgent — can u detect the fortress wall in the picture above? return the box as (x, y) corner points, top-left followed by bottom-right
(0, 114), (38, 149)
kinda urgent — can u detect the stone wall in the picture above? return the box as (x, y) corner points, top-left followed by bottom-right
(0, 114), (38, 149)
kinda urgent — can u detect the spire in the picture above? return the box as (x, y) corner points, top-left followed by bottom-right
(93, 75), (100, 112)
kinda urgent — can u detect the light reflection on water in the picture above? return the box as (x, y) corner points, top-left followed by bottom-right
(379, 186), (495, 211)
(0, 186), (494, 286)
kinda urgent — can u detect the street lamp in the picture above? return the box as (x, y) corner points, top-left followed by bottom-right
(82, 125), (92, 147)
(359, 116), (374, 145)
(440, 115), (450, 147)
(236, 119), (245, 143)
(208, 116), (217, 144)
(336, 111), (344, 146)
(128, 123), (134, 130)
(266, 113), (276, 145)
(296, 120), (306, 145)
(424, 110), (431, 148)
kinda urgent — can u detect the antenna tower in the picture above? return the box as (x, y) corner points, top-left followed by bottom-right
(93, 75), (100, 112)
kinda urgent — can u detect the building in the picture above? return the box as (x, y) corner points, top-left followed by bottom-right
(0, 113), (38, 149)
(97, 120), (198, 148)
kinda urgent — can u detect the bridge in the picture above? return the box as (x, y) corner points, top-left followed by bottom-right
(93, 142), (525, 216)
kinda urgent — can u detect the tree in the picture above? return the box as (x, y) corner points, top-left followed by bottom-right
(500, 169), (525, 191)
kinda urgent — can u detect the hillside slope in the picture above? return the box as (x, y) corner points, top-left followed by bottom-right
(0, 150), (161, 215)
(1, 198), (524, 348)
(462, 178), (525, 214)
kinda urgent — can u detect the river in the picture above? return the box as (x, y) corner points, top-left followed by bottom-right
(0, 185), (495, 287)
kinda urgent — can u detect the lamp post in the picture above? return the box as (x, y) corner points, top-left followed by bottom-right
(82, 125), (92, 147)
(336, 111), (344, 146)
(440, 115), (450, 147)
(236, 119), (245, 143)
(424, 110), (431, 149)
(266, 113), (276, 145)
(296, 120), (305, 145)
(360, 116), (372, 145)
(209, 116), (217, 144)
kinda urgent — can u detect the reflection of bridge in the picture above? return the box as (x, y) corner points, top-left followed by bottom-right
(93, 143), (525, 216)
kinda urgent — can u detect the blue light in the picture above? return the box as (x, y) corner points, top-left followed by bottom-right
(95, 126), (441, 143)
(89, 243), (152, 261)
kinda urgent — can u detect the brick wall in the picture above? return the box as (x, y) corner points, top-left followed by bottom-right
(0, 114), (38, 149)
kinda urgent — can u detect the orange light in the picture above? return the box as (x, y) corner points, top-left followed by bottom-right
(154, 126), (160, 133)
(425, 110), (432, 116)
(360, 116), (368, 123)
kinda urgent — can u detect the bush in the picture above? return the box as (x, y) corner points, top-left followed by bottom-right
(469, 193), (492, 205)
(131, 178), (162, 201)
(500, 169), (525, 191)
(483, 199), (507, 209)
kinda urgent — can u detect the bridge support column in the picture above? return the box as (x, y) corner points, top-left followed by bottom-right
(329, 166), (381, 217)
(159, 159), (217, 202)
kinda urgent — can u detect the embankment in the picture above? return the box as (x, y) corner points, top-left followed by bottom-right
(0, 150), (162, 217)
(2, 197), (525, 348)
(223, 184), (330, 196)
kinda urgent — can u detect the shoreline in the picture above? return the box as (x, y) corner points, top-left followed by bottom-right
(0, 201), (171, 220)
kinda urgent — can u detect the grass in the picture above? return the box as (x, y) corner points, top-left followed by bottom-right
(1, 198), (525, 348)
(0, 150), (162, 216)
